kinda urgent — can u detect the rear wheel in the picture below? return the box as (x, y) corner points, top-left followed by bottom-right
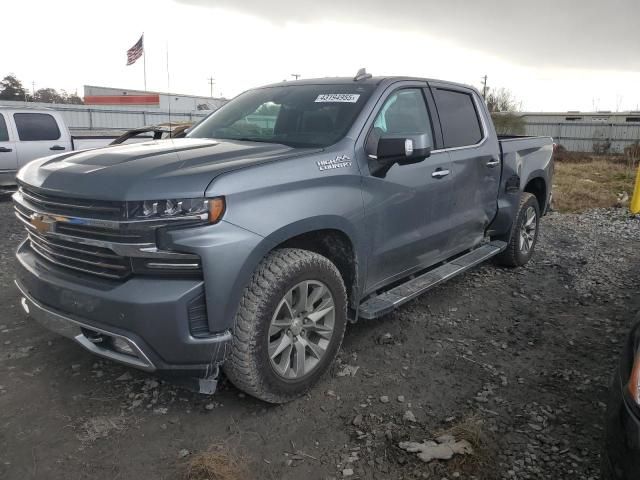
(224, 248), (347, 403)
(495, 192), (540, 267)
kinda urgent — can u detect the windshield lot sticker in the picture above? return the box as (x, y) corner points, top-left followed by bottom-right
(315, 94), (360, 103)
(317, 155), (352, 171)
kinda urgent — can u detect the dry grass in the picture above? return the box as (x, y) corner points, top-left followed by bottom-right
(182, 445), (248, 480)
(552, 159), (636, 213)
(435, 415), (487, 453)
(434, 415), (495, 474)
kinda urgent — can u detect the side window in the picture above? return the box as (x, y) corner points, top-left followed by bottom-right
(13, 113), (61, 141)
(433, 89), (483, 148)
(373, 89), (433, 142)
(0, 114), (9, 142)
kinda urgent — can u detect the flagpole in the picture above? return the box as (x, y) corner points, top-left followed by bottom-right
(143, 33), (147, 91)
(166, 41), (171, 128)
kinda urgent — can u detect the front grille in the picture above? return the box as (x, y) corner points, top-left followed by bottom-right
(14, 185), (202, 281)
(55, 223), (148, 243)
(19, 184), (125, 220)
(14, 187), (133, 280)
(27, 230), (131, 280)
(14, 201), (148, 244)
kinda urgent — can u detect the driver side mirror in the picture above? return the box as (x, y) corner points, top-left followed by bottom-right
(366, 130), (433, 176)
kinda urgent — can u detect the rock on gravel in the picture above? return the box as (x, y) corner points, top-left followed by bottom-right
(399, 436), (474, 463)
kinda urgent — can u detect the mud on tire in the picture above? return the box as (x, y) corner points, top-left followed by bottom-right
(223, 248), (348, 403)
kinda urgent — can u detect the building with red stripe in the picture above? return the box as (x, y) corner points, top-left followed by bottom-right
(83, 85), (226, 112)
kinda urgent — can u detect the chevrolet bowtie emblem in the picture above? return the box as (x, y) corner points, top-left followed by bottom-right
(30, 213), (56, 235)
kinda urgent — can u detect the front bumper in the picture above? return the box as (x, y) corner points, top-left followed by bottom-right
(603, 371), (640, 479)
(16, 280), (156, 371)
(15, 240), (231, 375)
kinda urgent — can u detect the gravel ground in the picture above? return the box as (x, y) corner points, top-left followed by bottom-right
(0, 198), (638, 480)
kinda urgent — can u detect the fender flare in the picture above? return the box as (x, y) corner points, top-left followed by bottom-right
(222, 215), (364, 326)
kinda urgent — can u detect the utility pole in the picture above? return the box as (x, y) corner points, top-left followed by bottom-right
(481, 75), (488, 100)
(291, 73), (301, 80)
(32, 81), (36, 101)
(207, 76), (215, 98)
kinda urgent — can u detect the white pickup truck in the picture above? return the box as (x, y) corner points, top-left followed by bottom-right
(0, 106), (115, 186)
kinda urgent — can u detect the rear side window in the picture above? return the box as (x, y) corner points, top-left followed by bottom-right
(433, 89), (483, 148)
(0, 114), (8, 142)
(13, 113), (61, 141)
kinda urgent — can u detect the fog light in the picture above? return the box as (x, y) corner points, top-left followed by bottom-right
(112, 338), (135, 356)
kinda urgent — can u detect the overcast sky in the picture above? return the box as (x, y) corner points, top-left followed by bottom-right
(4, 0), (640, 111)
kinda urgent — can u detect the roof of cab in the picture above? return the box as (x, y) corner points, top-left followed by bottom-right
(260, 76), (476, 92)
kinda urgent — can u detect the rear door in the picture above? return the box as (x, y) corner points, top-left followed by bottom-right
(430, 84), (501, 253)
(0, 112), (18, 186)
(13, 112), (70, 168)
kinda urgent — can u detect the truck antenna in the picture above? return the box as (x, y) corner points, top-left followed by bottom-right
(353, 68), (372, 82)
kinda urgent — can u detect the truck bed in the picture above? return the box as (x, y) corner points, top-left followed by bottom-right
(498, 134), (554, 155)
(487, 134), (554, 237)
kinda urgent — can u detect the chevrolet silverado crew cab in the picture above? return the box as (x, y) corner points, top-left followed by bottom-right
(13, 71), (554, 403)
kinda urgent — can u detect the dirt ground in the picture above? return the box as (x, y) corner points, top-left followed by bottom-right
(1, 197), (639, 480)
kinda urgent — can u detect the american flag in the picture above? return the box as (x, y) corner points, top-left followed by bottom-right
(126, 35), (144, 66)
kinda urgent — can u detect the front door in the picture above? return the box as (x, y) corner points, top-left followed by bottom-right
(430, 84), (501, 254)
(0, 113), (18, 186)
(359, 85), (453, 292)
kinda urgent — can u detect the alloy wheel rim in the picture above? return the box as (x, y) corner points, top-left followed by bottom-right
(267, 280), (335, 380)
(519, 206), (537, 253)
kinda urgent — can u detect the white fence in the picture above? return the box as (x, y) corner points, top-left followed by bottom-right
(0, 100), (213, 133)
(520, 114), (640, 153)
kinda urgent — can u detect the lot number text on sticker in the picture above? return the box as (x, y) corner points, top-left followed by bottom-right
(315, 94), (360, 103)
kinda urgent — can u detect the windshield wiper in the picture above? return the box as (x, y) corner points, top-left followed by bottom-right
(233, 137), (283, 144)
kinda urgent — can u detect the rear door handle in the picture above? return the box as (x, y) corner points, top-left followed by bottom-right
(486, 160), (500, 168)
(0, 147), (12, 153)
(431, 169), (450, 179)
(50, 145), (66, 151)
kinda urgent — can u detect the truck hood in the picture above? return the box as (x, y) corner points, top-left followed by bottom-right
(18, 138), (318, 201)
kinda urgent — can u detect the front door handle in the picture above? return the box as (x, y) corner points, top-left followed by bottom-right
(50, 145), (66, 151)
(431, 169), (450, 179)
(0, 147), (12, 153)
(486, 160), (500, 168)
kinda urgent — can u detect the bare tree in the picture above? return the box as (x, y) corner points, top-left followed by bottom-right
(485, 87), (521, 113)
(485, 87), (525, 135)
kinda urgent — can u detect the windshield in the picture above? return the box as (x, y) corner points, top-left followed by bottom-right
(187, 84), (375, 148)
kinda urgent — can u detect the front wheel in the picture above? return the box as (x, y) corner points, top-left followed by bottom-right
(223, 248), (348, 403)
(495, 192), (540, 267)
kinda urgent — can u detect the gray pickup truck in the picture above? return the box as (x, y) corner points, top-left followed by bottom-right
(13, 71), (553, 403)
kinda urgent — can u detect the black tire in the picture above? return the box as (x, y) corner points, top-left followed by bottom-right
(495, 192), (540, 267)
(223, 248), (348, 403)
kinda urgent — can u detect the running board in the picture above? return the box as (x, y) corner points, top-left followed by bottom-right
(358, 241), (507, 320)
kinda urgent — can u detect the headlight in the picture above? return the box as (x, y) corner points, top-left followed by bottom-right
(127, 197), (225, 224)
